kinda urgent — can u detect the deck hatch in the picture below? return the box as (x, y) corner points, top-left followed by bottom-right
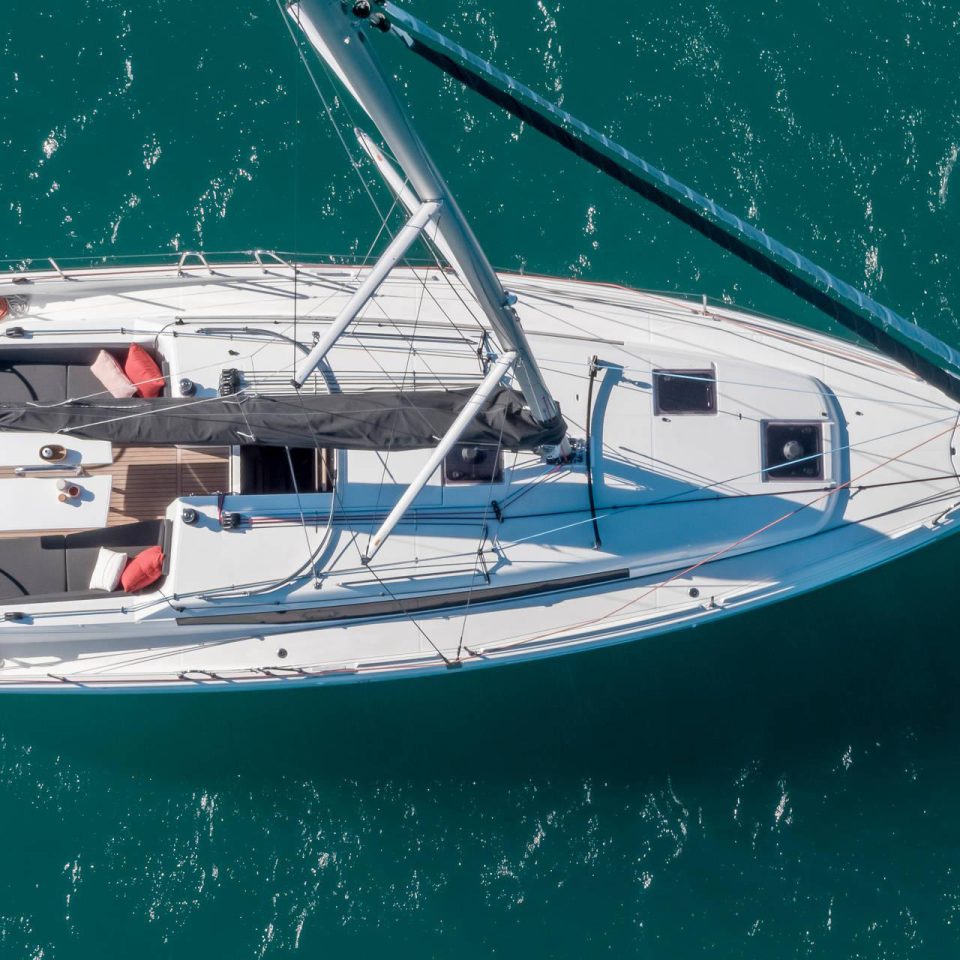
(239, 446), (335, 494)
(653, 368), (716, 415)
(444, 443), (503, 483)
(762, 421), (824, 481)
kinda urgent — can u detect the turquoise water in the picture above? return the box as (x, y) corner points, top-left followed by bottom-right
(2, 1), (960, 955)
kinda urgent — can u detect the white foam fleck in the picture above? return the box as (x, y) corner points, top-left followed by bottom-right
(42, 134), (59, 159)
(525, 820), (547, 855)
(568, 252), (591, 276)
(293, 909), (308, 949)
(937, 144), (957, 207)
(535, 0), (564, 102)
(143, 136), (162, 171)
(192, 165), (255, 241)
(257, 920), (275, 959)
(774, 781), (790, 825)
(584, 204), (597, 232)
(584, 205), (599, 249)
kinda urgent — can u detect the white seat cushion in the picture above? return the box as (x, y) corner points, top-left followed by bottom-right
(89, 547), (127, 592)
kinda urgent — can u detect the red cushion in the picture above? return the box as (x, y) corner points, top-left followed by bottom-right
(124, 344), (164, 398)
(120, 546), (164, 593)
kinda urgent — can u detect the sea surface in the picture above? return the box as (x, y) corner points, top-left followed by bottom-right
(1, 1), (960, 956)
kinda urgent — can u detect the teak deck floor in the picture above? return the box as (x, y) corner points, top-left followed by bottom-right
(88, 446), (230, 525)
(0, 446), (229, 536)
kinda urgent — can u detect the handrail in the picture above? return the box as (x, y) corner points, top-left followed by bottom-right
(47, 257), (70, 280)
(252, 249), (297, 272)
(176, 250), (214, 276)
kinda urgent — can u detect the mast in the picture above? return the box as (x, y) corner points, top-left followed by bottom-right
(286, 0), (565, 434)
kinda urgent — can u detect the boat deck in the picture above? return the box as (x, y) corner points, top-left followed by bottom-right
(0, 446), (229, 536)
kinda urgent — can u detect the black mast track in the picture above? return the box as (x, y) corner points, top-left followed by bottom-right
(381, 4), (960, 405)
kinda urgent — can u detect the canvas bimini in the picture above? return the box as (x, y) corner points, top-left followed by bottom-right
(0, 0), (958, 691)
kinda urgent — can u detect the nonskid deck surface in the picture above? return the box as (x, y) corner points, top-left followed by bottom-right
(0, 263), (957, 689)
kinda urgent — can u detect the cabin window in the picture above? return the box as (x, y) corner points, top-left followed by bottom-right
(239, 446), (335, 494)
(762, 421), (823, 481)
(653, 368), (716, 415)
(444, 443), (503, 484)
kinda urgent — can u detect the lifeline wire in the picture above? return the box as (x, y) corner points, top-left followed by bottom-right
(488, 420), (959, 653)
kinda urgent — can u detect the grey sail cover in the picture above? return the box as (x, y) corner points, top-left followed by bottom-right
(0, 388), (566, 451)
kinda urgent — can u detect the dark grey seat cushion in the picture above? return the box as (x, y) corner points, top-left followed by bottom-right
(0, 535), (67, 600)
(0, 364), (68, 403)
(0, 358), (166, 405)
(66, 364), (108, 401)
(0, 520), (170, 602)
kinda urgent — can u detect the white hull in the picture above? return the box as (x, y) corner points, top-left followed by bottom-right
(0, 258), (957, 691)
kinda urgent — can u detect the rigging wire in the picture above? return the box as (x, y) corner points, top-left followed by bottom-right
(584, 356), (601, 549)
(486, 420), (960, 653)
(289, 390), (453, 664)
(275, 0), (391, 227)
(516, 288), (953, 412)
(279, 1), (492, 356)
(285, 445), (318, 582)
(455, 416), (508, 660)
(291, 0), (301, 373)
(364, 230), (435, 558)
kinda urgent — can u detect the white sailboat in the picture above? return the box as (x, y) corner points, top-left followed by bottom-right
(0, 0), (956, 691)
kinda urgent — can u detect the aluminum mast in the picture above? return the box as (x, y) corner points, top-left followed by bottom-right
(286, 0), (564, 432)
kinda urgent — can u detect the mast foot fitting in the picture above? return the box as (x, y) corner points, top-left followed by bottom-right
(540, 436), (574, 464)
